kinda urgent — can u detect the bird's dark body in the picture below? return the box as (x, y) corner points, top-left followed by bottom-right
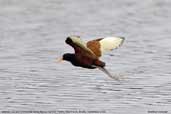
(63, 53), (96, 69)
(63, 53), (105, 69)
(63, 37), (106, 69)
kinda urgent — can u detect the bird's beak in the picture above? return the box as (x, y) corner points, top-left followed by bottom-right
(56, 57), (63, 63)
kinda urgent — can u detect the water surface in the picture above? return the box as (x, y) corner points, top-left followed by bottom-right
(0, 0), (171, 113)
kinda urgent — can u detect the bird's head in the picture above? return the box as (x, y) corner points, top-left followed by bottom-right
(63, 53), (75, 62)
(57, 53), (75, 63)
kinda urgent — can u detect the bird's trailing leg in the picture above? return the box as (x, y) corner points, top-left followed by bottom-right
(96, 66), (120, 80)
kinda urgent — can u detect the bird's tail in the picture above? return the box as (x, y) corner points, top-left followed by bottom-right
(97, 66), (120, 80)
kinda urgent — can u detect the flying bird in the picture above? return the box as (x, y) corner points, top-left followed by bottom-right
(57, 36), (125, 80)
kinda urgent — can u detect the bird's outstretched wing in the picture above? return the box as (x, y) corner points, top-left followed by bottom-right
(87, 36), (125, 58)
(65, 36), (97, 59)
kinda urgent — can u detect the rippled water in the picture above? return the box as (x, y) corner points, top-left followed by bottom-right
(0, 0), (171, 113)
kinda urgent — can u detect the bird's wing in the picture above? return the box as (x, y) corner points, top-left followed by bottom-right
(66, 36), (97, 59)
(87, 36), (125, 57)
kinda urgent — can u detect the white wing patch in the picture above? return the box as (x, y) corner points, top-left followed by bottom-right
(99, 37), (124, 54)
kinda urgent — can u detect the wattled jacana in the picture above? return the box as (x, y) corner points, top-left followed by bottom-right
(58, 36), (125, 80)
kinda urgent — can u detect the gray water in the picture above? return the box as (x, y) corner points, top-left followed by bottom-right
(0, 0), (171, 113)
